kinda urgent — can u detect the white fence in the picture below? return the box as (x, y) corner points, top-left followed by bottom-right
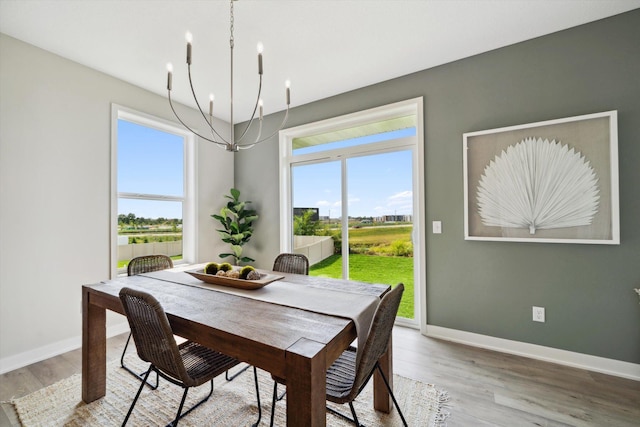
(118, 241), (182, 262)
(293, 235), (335, 266)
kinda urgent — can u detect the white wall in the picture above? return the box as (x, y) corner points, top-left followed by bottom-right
(0, 34), (234, 372)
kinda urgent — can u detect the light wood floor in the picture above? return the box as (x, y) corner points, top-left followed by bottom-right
(1, 327), (638, 426)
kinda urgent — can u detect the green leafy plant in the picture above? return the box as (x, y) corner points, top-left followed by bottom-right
(211, 188), (258, 264)
(294, 209), (320, 235)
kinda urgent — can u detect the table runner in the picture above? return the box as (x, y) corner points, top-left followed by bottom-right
(139, 266), (381, 364)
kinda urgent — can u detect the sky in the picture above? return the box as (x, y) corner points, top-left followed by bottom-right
(117, 119), (184, 219)
(118, 120), (415, 220)
(292, 149), (414, 219)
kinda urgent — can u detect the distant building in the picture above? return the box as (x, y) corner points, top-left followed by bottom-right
(381, 214), (412, 222)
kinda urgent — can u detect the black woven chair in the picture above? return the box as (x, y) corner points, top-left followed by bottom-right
(121, 255), (174, 389)
(272, 253), (309, 275)
(119, 287), (262, 427)
(127, 254), (174, 276)
(269, 283), (407, 427)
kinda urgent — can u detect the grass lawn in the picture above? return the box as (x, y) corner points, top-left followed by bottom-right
(348, 225), (412, 246)
(310, 254), (414, 319)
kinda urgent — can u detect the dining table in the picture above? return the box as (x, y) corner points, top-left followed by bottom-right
(81, 264), (393, 426)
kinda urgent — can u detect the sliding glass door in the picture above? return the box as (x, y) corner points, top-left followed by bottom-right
(291, 148), (415, 320)
(280, 98), (424, 326)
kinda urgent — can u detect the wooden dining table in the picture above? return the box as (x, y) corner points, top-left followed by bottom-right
(81, 265), (393, 426)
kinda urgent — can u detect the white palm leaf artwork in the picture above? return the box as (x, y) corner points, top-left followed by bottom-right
(476, 137), (600, 234)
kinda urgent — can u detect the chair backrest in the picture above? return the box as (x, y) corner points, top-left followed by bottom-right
(127, 254), (174, 276)
(350, 283), (404, 400)
(272, 253), (309, 275)
(119, 287), (191, 384)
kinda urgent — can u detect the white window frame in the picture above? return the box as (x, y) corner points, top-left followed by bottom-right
(278, 97), (425, 329)
(110, 104), (197, 278)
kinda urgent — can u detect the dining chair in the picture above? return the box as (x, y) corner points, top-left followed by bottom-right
(126, 254), (174, 276)
(119, 287), (262, 427)
(272, 252), (310, 275)
(121, 254), (174, 389)
(269, 283), (407, 427)
(225, 253), (310, 384)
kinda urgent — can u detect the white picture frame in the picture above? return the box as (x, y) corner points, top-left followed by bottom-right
(463, 111), (619, 244)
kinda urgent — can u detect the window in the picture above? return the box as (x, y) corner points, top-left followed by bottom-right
(279, 98), (425, 327)
(111, 105), (196, 277)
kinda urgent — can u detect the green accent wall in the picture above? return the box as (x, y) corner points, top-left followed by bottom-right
(236, 10), (640, 363)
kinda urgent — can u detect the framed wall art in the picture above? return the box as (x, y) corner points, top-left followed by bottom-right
(463, 110), (619, 244)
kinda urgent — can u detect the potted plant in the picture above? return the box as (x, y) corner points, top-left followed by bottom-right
(212, 188), (258, 265)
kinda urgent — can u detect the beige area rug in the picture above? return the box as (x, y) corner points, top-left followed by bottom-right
(9, 359), (450, 426)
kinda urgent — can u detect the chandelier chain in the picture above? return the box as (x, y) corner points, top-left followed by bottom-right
(229, 0), (234, 48)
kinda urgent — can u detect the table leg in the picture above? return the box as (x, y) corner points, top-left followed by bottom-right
(82, 287), (107, 403)
(373, 333), (392, 412)
(285, 338), (327, 426)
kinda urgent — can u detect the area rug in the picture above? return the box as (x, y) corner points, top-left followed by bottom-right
(8, 360), (450, 426)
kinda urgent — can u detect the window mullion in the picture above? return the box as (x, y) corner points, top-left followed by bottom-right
(118, 192), (184, 202)
(341, 157), (349, 280)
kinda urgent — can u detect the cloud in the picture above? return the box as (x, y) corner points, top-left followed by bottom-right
(388, 190), (412, 201)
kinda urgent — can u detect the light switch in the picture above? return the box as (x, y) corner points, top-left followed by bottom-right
(432, 221), (442, 234)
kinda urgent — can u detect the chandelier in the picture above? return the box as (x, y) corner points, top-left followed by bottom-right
(166, 0), (291, 152)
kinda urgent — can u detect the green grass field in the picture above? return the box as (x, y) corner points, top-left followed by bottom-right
(348, 225), (412, 245)
(310, 254), (414, 319)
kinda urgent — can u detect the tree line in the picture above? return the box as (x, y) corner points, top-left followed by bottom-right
(118, 213), (182, 227)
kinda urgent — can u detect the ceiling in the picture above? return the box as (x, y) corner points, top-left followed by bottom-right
(1, 0), (639, 123)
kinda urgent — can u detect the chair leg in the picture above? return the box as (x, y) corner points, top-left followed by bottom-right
(121, 333), (159, 390)
(275, 383), (286, 401)
(326, 404), (362, 426)
(170, 387), (190, 427)
(225, 363), (250, 381)
(120, 332), (131, 368)
(122, 365), (153, 427)
(348, 402), (362, 427)
(269, 380), (278, 427)
(375, 363), (408, 427)
(251, 366), (262, 427)
(172, 380), (214, 423)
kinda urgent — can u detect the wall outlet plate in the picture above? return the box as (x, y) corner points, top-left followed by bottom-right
(533, 306), (545, 322)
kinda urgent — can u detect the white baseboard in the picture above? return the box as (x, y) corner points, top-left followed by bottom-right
(425, 325), (640, 381)
(0, 322), (130, 375)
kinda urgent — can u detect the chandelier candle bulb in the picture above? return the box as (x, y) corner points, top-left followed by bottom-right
(209, 94), (214, 117)
(257, 42), (263, 75)
(185, 32), (193, 65)
(166, 63), (173, 90)
(285, 80), (291, 105)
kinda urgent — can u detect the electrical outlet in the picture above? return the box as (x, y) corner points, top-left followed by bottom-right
(532, 306), (545, 323)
